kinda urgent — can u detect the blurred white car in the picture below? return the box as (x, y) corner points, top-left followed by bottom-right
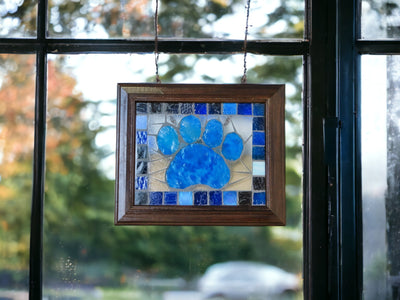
(198, 261), (301, 300)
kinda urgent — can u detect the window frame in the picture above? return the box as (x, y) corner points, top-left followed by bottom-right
(3, 0), (399, 298)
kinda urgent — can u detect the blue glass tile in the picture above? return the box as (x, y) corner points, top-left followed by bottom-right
(203, 119), (223, 148)
(135, 192), (148, 205)
(253, 192), (266, 205)
(208, 103), (221, 114)
(164, 192), (177, 205)
(157, 126), (179, 155)
(223, 191), (237, 205)
(253, 103), (265, 116)
(137, 145), (148, 159)
(166, 103), (179, 113)
(209, 191), (222, 205)
(179, 115), (201, 143)
(253, 132), (265, 145)
(149, 192), (163, 205)
(179, 192), (193, 205)
(181, 103), (193, 114)
(223, 103), (237, 115)
(150, 103), (162, 113)
(239, 191), (251, 205)
(195, 103), (207, 114)
(194, 191), (208, 205)
(253, 117), (265, 131)
(135, 176), (148, 190)
(136, 161), (148, 174)
(221, 133), (243, 161)
(252, 162), (265, 176)
(167, 144), (230, 189)
(252, 147), (265, 160)
(148, 135), (157, 152)
(238, 103), (252, 115)
(253, 177), (266, 190)
(136, 102), (147, 113)
(136, 131), (147, 144)
(136, 115), (147, 130)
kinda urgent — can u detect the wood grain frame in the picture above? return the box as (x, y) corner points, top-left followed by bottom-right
(115, 83), (285, 226)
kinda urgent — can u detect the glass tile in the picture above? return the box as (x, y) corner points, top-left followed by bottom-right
(150, 103), (162, 113)
(239, 192), (252, 205)
(136, 161), (148, 174)
(252, 162), (265, 176)
(195, 103), (207, 114)
(149, 192), (163, 205)
(136, 102), (147, 113)
(180, 103), (193, 114)
(208, 103), (221, 114)
(179, 192), (193, 205)
(253, 132), (266, 146)
(252, 147), (266, 160)
(253, 117), (265, 131)
(136, 131), (147, 144)
(135, 192), (149, 205)
(137, 145), (148, 160)
(253, 192), (266, 205)
(164, 192), (177, 205)
(148, 135), (158, 152)
(194, 191), (208, 205)
(135, 176), (148, 190)
(253, 177), (266, 190)
(223, 103), (237, 115)
(253, 103), (265, 116)
(223, 191), (237, 205)
(166, 103), (179, 113)
(209, 191), (223, 206)
(136, 115), (147, 130)
(238, 103), (252, 115)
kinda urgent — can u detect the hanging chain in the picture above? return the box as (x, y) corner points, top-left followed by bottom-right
(154, 0), (161, 83)
(241, 0), (251, 83)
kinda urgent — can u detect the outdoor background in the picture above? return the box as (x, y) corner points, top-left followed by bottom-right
(0, 0), (304, 299)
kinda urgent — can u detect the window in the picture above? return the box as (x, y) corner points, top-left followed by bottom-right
(2, 0), (392, 299)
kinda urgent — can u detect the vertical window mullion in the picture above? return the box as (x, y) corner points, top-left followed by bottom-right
(29, 0), (47, 298)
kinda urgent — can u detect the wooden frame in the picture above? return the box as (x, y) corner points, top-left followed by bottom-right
(115, 83), (285, 225)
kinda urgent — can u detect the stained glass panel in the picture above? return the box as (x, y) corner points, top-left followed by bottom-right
(116, 83), (285, 226)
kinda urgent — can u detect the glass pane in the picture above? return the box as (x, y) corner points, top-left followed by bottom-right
(362, 55), (400, 299)
(44, 53), (303, 299)
(0, 54), (35, 297)
(361, 0), (400, 39)
(48, 0), (304, 39)
(0, 0), (37, 37)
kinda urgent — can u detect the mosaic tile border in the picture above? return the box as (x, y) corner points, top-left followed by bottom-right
(134, 102), (267, 206)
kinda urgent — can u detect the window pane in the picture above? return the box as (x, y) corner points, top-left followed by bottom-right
(0, 0), (37, 38)
(43, 53), (303, 299)
(362, 55), (400, 299)
(48, 0), (304, 39)
(0, 54), (35, 297)
(361, 1), (400, 39)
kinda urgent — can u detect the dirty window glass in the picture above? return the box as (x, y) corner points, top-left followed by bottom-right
(42, 53), (303, 299)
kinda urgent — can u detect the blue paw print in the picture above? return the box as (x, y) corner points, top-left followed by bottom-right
(157, 115), (243, 189)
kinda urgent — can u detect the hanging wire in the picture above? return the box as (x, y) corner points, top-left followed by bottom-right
(241, 0), (251, 83)
(154, 0), (161, 83)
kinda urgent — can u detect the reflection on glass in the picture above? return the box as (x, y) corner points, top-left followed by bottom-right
(361, 0), (400, 39)
(0, 1), (37, 37)
(44, 54), (303, 299)
(0, 54), (35, 297)
(48, 0), (304, 39)
(362, 55), (400, 299)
